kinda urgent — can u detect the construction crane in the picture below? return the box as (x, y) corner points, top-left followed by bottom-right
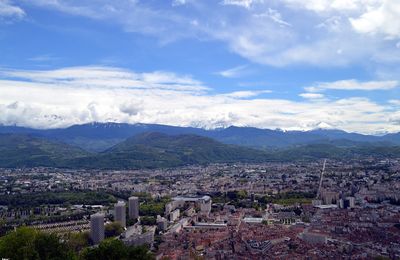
(316, 159), (327, 200)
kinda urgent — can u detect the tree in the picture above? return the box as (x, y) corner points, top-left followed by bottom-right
(66, 231), (90, 253)
(127, 244), (154, 260)
(81, 239), (127, 260)
(0, 227), (75, 260)
(140, 216), (156, 225)
(34, 232), (75, 260)
(80, 239), (154, 260)
(105, 222), (124, 238)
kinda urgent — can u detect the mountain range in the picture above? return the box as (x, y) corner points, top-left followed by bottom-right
(0, 123), (399, 169)
(0, 132), (268, 169)
(0, 122), (399, 152)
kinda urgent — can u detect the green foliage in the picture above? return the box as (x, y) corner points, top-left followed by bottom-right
(271, 144), (400, 161)
(80, 239), (154, 260)
(66, 232), (90, 253)
(0, 134), (89, 168)
(0, 227), (75, 260)
(139, 196), (171, 217)
(0, 228), (154, 260)
(140, 216), (156, 226)
(81, 132), (269, 169)
(0, 133), (268, 169)
(0, 191), (116, 208)
(3, 133), (400, 169)
(140, 203), (164, 217)
(236, 190), (248, 199)
(126, 218), (138, 226)
(374, 257), (391, 260)
(105, 222), (124, 238)
(259, 192), (315, 206)
(225, 190), (248, 201)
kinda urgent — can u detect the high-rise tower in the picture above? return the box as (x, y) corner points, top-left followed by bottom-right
(114, 201), (126, 227)
(90, 212), (105, 244)
(128, 196), (139, 220)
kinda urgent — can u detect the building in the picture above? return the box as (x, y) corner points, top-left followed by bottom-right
(171, 195), (212, 216)
(277, 211), (297, 225)
(90, 212), (105, 245)
(157, 215), (168, 231)
(345, 197), (355, 208)
(199, 197), (212, 216)
(128, 196), (139, 220)
(300, 231), (327, 244)
(114, 201), (126, 227)
(169, 209), (180, 222)
(321, 191), (339, 205)
(243, 217), (264, 224)
(337, 198), (344, 209)
(122, 227), (155, 247)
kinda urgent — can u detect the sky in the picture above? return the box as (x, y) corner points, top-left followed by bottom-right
(0, 0), (399, 134)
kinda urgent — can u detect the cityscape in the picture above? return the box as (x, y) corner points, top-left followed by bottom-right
(1, 159), (399, 259)
(1, 0), (400, 259)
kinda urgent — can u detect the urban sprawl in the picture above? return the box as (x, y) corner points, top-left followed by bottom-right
(1, 159), (400, 259)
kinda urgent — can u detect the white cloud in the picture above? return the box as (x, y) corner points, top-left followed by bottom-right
(28, 54), (60, 62)
(25, 0), (195, 43)
(23, 0), (100, 18)
(254, 8), (291, 27)
(204, 0), (393, 67)
(389, 99), (400, 105)
(0, 66), (399, 134)
(349, 0), (400, 39)
(280, 0), (380, 13)
(306, 79), (398, 92)
(172, 0), (186, 6)
(217, 65), (250, 78)
(0, 0), (25, 20)
(22, 0), (400, 67)
(222, 90), (271, 98)
(221, 0), (259, 9)
(299, 93), (325, 99)
(0, 66), (208, 93)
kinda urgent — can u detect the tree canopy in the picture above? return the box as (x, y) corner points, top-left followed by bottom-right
(0, 227), (154, 260)
(0, 227), (75, 260)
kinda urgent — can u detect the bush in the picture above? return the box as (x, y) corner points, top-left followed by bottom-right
(0, 227), (75, 260)
(0, 227), (154, 260)
(80, 239), (154, 260)
(140, 216), (156, 226)
(105, 222), (124, 238)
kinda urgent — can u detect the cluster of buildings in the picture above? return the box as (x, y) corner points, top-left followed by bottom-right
(0, 158), (399, 258)
(89, 196), (154, 247)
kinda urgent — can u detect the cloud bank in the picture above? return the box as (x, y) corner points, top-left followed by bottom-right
(0, 66), (398, 134)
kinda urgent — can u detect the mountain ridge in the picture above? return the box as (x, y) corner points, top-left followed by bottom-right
(0, 132), (269, 169)
(0, 132), (399, 169)
(0, 122), (399, 152)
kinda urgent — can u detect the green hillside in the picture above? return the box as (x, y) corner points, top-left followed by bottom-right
(1, 133), (399, 169)
(0, 134), (90, 168)
(84, 132), (269, 169)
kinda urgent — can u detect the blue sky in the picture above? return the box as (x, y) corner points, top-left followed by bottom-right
(0, 0), (399, 133)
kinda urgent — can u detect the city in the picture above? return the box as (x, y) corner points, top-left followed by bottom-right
(1, 159), (399, 259)
(1, 0), (400, 259)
